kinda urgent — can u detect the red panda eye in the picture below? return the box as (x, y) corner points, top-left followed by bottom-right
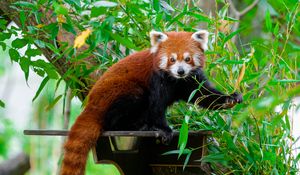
(170, 57), (176, 62)
(185, 57), (191, 62)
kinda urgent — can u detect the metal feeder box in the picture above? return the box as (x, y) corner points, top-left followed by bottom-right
(24, 130), (212, 175)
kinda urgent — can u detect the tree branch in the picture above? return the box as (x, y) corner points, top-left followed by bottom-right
(240, 0), (260, 16)
(227, 0), (260, 43)
(0, 0), (98, 100)
(0, 153), (30, 175)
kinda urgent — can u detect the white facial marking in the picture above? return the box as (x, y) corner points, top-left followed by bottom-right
(183, 52), (190, 59)
(193, 53), (201, 66)
(191, 30), (209, 51)
(171, 53), (177, 60)
(150, 30), (168, 53)
(169, 61), (192, 79)
(150, 46), (158, 53)
(159, 55), (168, 69)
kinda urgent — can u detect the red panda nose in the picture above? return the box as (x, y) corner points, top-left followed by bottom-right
(177, 68), (185, 76)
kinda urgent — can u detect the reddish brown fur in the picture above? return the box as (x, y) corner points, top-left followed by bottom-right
(60, 32), (203, 175)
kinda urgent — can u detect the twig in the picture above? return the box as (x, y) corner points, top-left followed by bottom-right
(240, 0), (260, 16)
(227, 0), (260, 43)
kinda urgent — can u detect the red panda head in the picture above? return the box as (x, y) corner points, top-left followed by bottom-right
(150, 30), (208, 79)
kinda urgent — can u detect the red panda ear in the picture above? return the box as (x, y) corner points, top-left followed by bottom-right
(191, 30), (209, 51)
(150, 30), (168, 53)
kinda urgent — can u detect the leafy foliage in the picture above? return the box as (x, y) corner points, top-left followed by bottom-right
(0, 0), (299, 174)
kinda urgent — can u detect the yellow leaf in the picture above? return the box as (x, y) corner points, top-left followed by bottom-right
(36, 24), (45, 28)
(74, 29), (92, 49)
(235, 63), (246, 91)
(57, 14), (66, 23)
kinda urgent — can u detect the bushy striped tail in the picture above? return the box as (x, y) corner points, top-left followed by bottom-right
(60, 107), (103, 175)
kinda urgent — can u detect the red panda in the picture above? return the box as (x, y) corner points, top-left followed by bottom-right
(60, 30), (242, 175)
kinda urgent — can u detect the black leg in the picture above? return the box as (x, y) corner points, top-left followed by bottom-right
(182, 69), (243, 110)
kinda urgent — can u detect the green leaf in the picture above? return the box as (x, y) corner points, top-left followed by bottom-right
(188, 89), (197, 103)
(0, 19), (8, 30)
(108, 31), (138, 50)
(224, 60), (244, 65)
(53, 2), (68, 15)
(14, 1), (37, 10)
(0, 32), (11, 41)
(187, 12), (211, 23)
(273, 23), (279, 35)
(20, 10), (26, 28)
(270, 79), (300, 84)
(44, 23), (59, 40)
(162, 149), (190, 155)
(38, 0), (48, 5)
(45, 43), (60, 54)
(199, 153), (226, 163)
(9, 49), (20, 62)
(32, 76), (50, 102)
(91, 7), (107, 17)
(32, 60), (59, 79)
(51, 24), (59, 40)
(44, 67), (59, 79)
(183, 151), (192, 170)
(25, 48), (43, 57)
(178, 116), (189, 158)
(0, 42), (6, 51)
(265, 10), (272, 32)
(62, 23), (76, 35)
(45, 94), (63, 111)
(34, 40), (46, 48)
(19, 57), (31, 81)
(93, 1), (117, 7)
(223, 27), (245, 44)
(11, 38), (27, 49)
(0, 100), (5, 108)
(33, 68), (45, 77)
(153, 0), (160, 11)
(223, 132), (236, 150)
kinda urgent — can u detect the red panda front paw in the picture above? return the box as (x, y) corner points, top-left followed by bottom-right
(149, 126), (173, 145)
(224, 92), (243, 108)
(160, 128), (173, 145)
(140, 125), (173, 144)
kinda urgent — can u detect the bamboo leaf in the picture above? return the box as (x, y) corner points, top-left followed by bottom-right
(235, 63), (246, 90)
(265, 10), (272, 32)
(32, 76), (50, 102)
(199, 153), (226, 163)
(93, 1), (117, 7)
(108, 31), (139, 50)
(45, 95), (63, 111)
(153, 0), (160, 12)
(178, 116), (189, 158)
(162, 149), (190, 155)
(19, 57), (31, 81)
(0, 100), (5, 108)
(53, 2), (68, 15)
(12, 38), (27, 49)
(183, 151), (192, 170)
(19, 10), (26, 29)
(188, 89), (197, 103)
(14, 1), (37, 10)
(223, 27), (245, 44)
(9, 49), (20, 62)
